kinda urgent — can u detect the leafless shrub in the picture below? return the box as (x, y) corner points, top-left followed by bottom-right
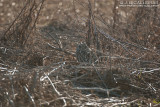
(0, 0), (44, 47)
(72, 0), (160, 99)
(1, 0), (160, 106)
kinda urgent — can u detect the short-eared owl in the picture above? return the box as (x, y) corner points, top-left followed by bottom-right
(76, 43), (97, 63)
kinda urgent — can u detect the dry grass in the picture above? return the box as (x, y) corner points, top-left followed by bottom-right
(0, 0), (160, 106)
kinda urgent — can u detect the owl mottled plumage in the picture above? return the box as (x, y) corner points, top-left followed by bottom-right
(76, 43), (97, 63)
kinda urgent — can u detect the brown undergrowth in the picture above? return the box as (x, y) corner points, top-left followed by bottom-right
(0, 0), (160, 106)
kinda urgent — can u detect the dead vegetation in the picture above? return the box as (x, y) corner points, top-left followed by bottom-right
(0, 0), (160, 106)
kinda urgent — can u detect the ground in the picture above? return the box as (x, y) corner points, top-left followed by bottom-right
(0, 0), (160, 107)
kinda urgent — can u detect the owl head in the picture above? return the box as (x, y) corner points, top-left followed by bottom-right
(76, 42), (90, 52)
